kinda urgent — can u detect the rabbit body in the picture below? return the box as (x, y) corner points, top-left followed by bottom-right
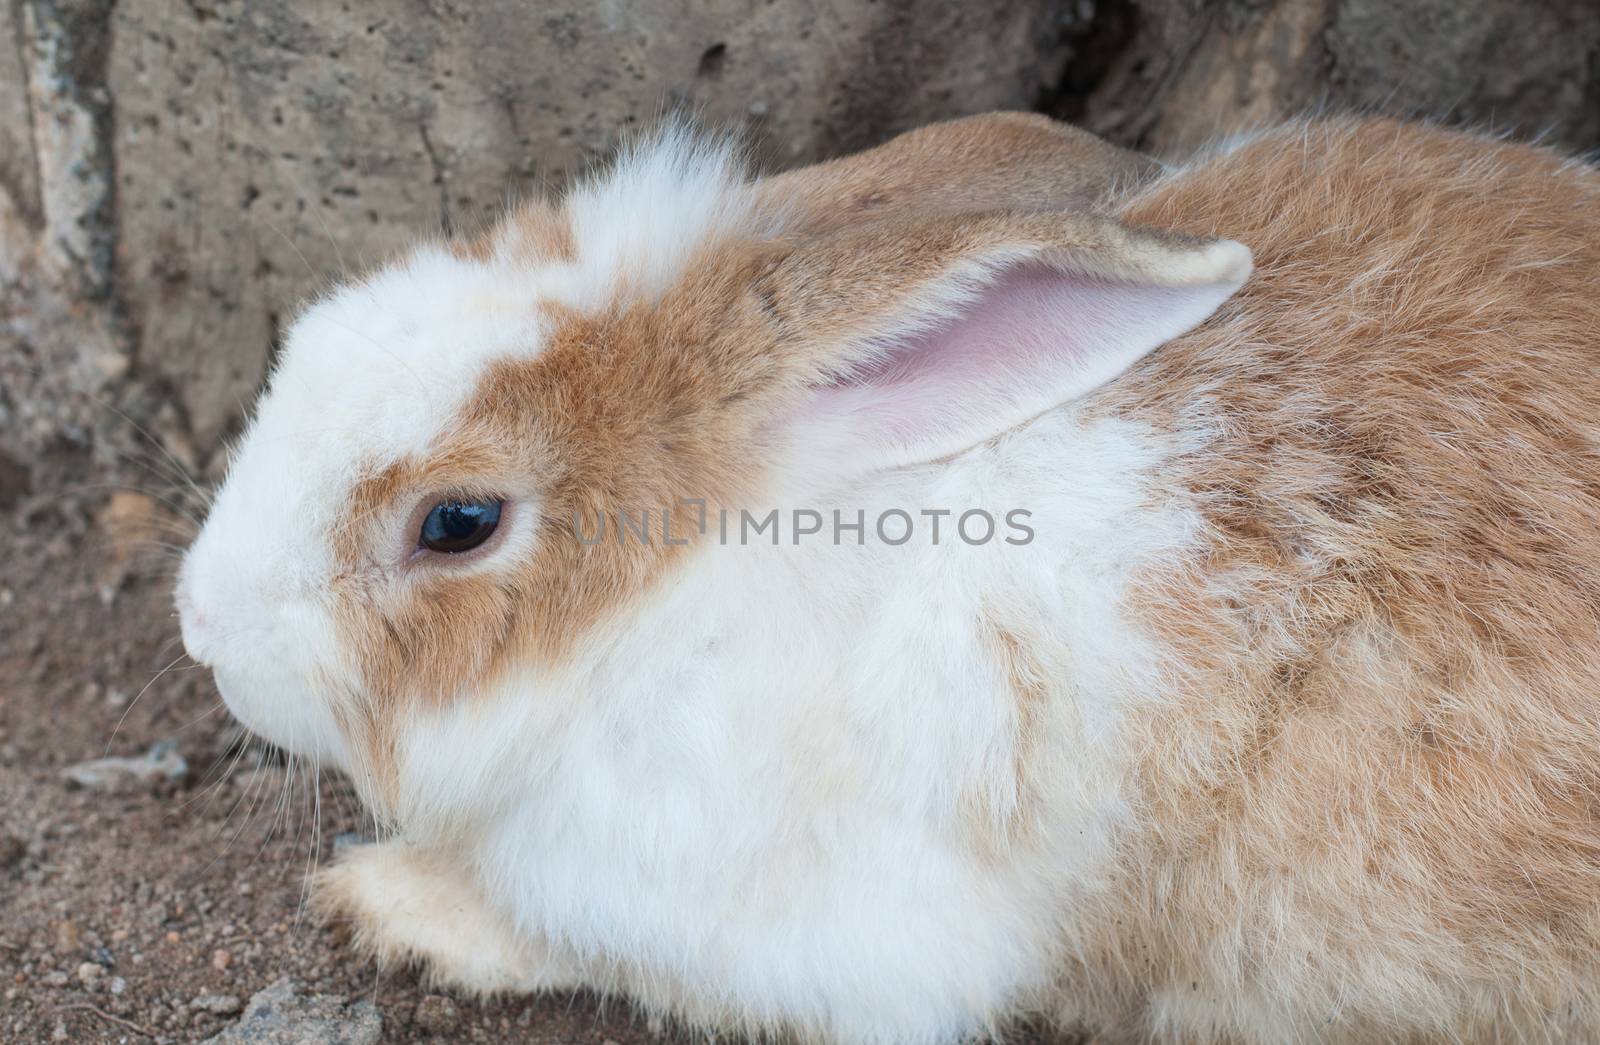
(185, 116), (1600, 1044)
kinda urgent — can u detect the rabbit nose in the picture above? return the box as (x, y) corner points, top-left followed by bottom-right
(182, 602), (208, 636)
(175, 574), (218, 667)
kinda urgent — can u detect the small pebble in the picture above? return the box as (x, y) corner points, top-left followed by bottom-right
(53, 920), (81, 954)
(192, 992), (242, 1015)
(42, 971), (68, 988)
(413, 994), (459, 1032)
(60, 739), (188, 791)
(211, 947), (232, 973)
(331, 832), (369, 854)
(75, 961), (103, 985)
(109, 976), (127, 995)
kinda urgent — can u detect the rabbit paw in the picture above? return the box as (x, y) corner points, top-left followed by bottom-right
(314, 840), (577, 995)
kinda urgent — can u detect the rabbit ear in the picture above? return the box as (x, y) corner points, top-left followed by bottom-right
(755, 112), (1158, 235)
(757, 209), (1251, 475)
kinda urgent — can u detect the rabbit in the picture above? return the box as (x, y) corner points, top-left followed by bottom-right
(175, 110), (1600, 1044)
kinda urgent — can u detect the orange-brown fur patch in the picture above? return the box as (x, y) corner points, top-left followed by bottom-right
(1059, 119), (1600, 1039)
(497, 201), (577, 262)
(756, 111), (1158, 233)
(328, 241), (790, 785)
(965, 614), (1052, 859)
(448, 200), (575, 263)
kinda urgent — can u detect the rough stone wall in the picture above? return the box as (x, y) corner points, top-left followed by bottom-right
(1057, 0), (1600, 155)
(2, 0), (1597, 495)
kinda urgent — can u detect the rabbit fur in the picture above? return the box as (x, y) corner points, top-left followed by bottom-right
(178, 113), (1600, 1044)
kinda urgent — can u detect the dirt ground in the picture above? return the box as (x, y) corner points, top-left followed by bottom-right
(0, 471), (674, 1043)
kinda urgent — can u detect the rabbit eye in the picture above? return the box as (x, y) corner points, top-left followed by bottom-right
(419, 499), (502, 554)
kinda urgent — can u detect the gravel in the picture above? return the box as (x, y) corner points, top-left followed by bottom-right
(195, 992), (244, 1016)
(0, 833), (25, 868)
(413, 994), (461, 1033)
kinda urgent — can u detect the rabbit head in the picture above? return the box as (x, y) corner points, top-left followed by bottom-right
(176, 114), (1249, 816)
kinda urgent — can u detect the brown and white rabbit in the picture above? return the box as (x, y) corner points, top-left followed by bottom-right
(176, 112), (1600, 1043)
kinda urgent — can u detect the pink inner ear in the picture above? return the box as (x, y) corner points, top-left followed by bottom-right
(803, 264), (1170, 453)
(782, 259), (1238, 474)
(822, 264), (1104, 433)
(842, 265), (1090, 383)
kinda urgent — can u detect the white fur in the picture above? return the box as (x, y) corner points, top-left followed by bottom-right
(180, 130), (1213, 1044)
(177, 129), (753, 762)
(395, 408), (1195, 1044)
(176, 247), (547, 762)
